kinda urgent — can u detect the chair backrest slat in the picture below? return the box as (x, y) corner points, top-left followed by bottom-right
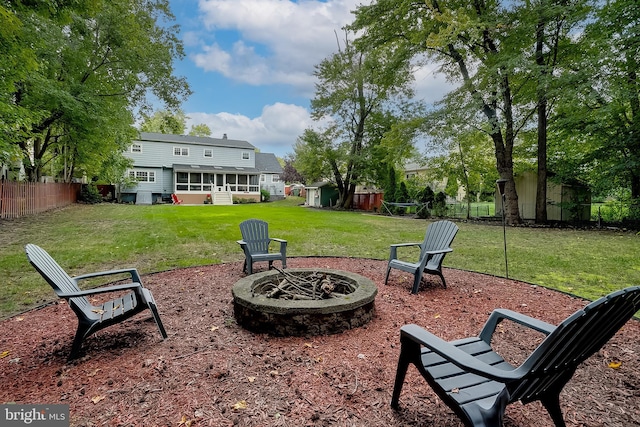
(25, 244), (92, 314)
(421, 220), (459, 263)
(240, 219), (271, 253)
(509, 286), (640, 402)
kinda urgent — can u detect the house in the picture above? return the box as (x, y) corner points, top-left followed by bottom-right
(305, 182), (339, 208)
(122, 132), (279, 205)
(497, 171), (591, 222)
(403, 162), (465, 202)
(255, 152), (284, 200)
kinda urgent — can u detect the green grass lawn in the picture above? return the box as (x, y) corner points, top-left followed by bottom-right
(1, 196), (639, 319)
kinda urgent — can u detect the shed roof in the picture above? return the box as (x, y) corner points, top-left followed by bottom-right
(138, 132), (255, 150)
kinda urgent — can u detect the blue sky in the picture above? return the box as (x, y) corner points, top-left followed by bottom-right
(167, 0), (450, 157)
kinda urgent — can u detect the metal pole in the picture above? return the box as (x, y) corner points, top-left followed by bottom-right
(496, 179), (509, 279)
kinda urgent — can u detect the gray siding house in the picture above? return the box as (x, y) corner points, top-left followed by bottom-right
(256, 152), (285, 200)
(122, 132), (279, 204)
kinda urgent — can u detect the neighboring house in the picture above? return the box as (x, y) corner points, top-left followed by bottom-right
(255, 152), (284, 200)
(122, 132), (273, 205)
(403, 162), (465, 202)
(497, 171), (591, 222)
(305, 182), (339, 208)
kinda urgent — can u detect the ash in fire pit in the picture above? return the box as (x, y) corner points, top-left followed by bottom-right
(232, 268), (378, 336)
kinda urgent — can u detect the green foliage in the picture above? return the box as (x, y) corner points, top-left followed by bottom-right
(188, 123), (211, 137)
(79, 184), (103, 204)
(260, 189), (271, 202)
(416, 186), (435, 219)
(2, 1), (191, 182)
(433, 192), (447, 217)
(141, 109), (187, 135)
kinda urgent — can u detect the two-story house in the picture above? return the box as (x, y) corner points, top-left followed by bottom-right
(122, 132), (282, 204)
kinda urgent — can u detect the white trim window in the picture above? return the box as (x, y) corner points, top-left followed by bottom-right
(128, 170), (156, 183)
(241, 151), (250, 160)
(271, 175), (280, 183)
(204, 148), (213, 158)
(131, 143), (142, 153)
(173, 147), (189, 156)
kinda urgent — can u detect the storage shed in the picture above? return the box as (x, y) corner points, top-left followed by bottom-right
(496, 171), (591, 222)
(305, 182), (339, 208)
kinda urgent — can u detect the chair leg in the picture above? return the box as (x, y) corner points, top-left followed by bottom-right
(411, 271), (424, 294)
(438, 272), (447, 289)
(268, 261), (273, 270)
(147, 301), (168, 339)
(69, 326), (87, 360)
(384, 266), (392, 285)
(281, 257), (287, 269)
(540, 393), (567, 427)
(242, 259), (248, 274)
(391, 347), (412, 409)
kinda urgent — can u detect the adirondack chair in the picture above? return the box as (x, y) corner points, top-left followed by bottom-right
(385, 220), (459, 294)
(391, 286), (640, 427)
(171, 194), (182, 204)
(25, 244), (167, 359)
(237, 219), (287, 275)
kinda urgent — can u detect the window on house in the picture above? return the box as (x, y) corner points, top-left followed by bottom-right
(272, 175), (280, 183)
(128, 170), (155, 183)
(260, 175), (265, 182)
(131, 143), (142, 153)
(204, 149), (213, 158)
(242, 152), (250, 160)
(173, 147), (189, 156)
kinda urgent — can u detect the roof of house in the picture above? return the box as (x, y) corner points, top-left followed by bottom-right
(255, 153), (283, 174)
(305, 181), (336, 189)
(172, 164), (260, 174)
(138, 132), (256, 150)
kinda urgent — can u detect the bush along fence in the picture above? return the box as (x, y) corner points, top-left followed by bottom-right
(0, 181), (80, 219)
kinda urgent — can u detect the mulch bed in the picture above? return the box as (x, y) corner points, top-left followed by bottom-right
(1, 257), (639, 426)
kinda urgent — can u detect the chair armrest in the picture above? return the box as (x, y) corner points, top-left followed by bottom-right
(389, 243), (422, 260)
(73, 268), (141, 284)
(57, 282), (143, 298)
(237, 240), (246, 245)
(271, 238), (287, 244)
(401, 324), (524, 383)
(424, 248), (453, 256)
(479, 309), (557, 343)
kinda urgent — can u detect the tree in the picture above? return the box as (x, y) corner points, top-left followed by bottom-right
(352, 0), (590, 224)
(552, 0), (640, 216)
(298, 31), (421, 209)
(3, 0), (190, 182)
(280, 155), (305, 184)
(188, 123), (212, 137)
(141, 110), (188, 135)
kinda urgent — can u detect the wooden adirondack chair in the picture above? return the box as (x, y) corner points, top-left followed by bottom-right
(25, 244), (167, 359)
(391, 286), (640, 427)
(237, 219), (287, 275)
(385, 220), (459, 294)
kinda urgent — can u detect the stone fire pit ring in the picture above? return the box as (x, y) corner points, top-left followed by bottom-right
(232, 268), (378, 336)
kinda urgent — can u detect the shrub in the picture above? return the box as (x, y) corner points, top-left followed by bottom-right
(79, 184), (103, 204)
(261, 189), (271, 202)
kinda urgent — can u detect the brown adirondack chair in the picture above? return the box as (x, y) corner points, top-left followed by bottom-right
(237, 219), (287, 275)
(385, 220), (459, 293)
(391, 286), (640, 427)
(25, 244), (167, 359)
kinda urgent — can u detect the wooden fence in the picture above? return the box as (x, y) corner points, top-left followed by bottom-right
(0, 181), (81, 219)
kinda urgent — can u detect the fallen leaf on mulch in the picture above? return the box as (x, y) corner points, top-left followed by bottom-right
(608, 360), (623, 369)
(91, 395), (105, 404)
(232, 400), (247, 411)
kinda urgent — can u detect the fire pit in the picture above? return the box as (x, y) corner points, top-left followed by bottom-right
(232, 268), (378, 336)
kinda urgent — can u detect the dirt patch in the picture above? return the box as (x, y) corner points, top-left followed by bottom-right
(1, 257), (639, 426)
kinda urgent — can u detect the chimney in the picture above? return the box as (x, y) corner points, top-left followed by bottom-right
(222, 133), (227, 139)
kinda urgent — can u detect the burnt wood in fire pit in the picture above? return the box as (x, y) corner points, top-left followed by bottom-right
(232, 268), (378, 336)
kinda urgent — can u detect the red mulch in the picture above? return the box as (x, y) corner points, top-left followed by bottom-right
(1, 257), (639, 427)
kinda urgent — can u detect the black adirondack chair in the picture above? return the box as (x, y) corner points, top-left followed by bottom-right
(25, 244), (167, 359)
(237, 219), (287, 275)
(391, 286), (640, 427)
(385, 220), (459, 293)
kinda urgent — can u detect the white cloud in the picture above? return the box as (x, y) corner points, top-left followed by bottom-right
(186, 103), (315, 157)
(192, 0), (367, 92)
